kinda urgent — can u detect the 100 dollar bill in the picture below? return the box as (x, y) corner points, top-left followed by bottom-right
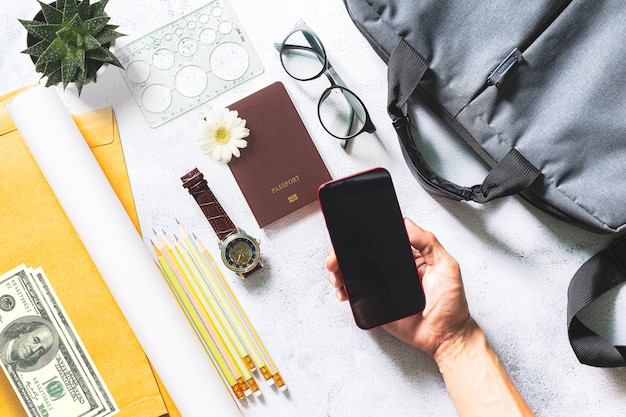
(0, 265), (118, 417)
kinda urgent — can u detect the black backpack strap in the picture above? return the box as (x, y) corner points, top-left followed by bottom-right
(387, 39), (428, 120)
(567, 237), (626, 367)
(387, 39), (540, 203)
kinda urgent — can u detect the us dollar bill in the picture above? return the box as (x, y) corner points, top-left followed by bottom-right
(0, 265), (119, 417)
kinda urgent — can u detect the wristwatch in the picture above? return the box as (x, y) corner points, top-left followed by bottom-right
(181, 168), (263, 279)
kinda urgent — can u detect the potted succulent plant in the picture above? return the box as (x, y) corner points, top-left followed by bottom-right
(19, 0), (125, 95)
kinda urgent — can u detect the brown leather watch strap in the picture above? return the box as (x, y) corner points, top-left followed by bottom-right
(181, 168), (237, 241)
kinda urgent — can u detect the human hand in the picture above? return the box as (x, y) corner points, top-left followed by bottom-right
(327, 218), (535, 416)
(325, 218), (475, 358)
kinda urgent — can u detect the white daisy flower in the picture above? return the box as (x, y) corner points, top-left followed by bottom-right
(196, 108), (250, 163)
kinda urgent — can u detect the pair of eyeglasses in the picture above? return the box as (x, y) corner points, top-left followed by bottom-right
(276, 21), (376, 149)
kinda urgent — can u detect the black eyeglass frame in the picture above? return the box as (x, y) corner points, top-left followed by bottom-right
(276, 21), (376, 148)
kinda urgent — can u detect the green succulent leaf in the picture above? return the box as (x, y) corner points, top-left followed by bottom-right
(64, 13), (83, 33)
(77, 0), (91, 20)
(37, 37), (66, 66)
(62, 0), (79, 25)
(37, 0), (63, 24)
(75, 48), (86, 71)
(84, 47), (109, 62)
(61, 50), (83, 88)
(90, 0), (109, 17)
(44, 67), (63, 87)
(85, 63), (99, 83)
(55, 0), (69, 14)
(21, 39), (50, 57)
(18, 19), (39, 33)
(86, 46), (122, 68)
(95, 27), (125, 44)
(19, 20), (62, 42)
(74, 66), (87, 95)
(84, 16), (110, 34)
(36, 55), (59, 73)
(83, 34), (101, 51)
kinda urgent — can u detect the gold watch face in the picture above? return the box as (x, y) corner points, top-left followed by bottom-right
(220, 233), (260, 274)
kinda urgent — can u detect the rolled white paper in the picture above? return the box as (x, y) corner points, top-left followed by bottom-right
(7, 86), (241, 417)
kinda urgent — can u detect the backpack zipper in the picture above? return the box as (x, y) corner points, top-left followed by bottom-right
(469, 0), (574, 100)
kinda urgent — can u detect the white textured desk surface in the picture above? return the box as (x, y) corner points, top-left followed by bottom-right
(2, 1), (625, 416)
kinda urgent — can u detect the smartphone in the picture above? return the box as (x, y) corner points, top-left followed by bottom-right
(318, 167), (426, 329)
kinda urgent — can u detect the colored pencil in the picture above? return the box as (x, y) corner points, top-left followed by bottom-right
(175, 235), (253, 370)
(177, 222), (286, 391)
(157, 231), (259, 397)
(150, 240), (246, 400)
(150, 222), (286, 398)
(195, 236), (284, 388)
(169, 234), (261, 396)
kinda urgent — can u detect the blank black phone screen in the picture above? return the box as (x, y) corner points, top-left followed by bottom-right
(319, 167), (425, 329)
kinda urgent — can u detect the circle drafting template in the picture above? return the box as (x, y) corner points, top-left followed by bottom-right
(116, 0), (263, 127)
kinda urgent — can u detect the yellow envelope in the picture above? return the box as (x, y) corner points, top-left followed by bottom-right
(0, 86), (180, 417)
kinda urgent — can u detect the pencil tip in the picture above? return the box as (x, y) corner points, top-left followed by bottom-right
(175, 218), (180, 224)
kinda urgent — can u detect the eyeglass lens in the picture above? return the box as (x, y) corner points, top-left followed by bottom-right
(319, 87), (369, 139)
(281, 29), (326, 81)
(280, 28), (371, 140)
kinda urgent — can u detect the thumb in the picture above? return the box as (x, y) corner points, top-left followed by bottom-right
(403, 218), (447, 266)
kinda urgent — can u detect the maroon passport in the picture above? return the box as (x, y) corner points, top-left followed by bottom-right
(227, 81), (332, 227)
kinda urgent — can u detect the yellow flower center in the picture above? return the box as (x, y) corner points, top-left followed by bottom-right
(214, 126), (231, 144)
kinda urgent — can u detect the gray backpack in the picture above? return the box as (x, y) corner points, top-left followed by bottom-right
(343, 0), (625, 365)
(344, 0), (625, 234)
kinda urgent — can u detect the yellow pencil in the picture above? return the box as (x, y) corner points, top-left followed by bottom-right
(160, 231), (260, 396)
(150, 241), (245, 400)
(175, 235), (254, 370)
(154, 234), (253, 397)
(185, 232), (273, 380)
(176, 225), (259, 374)
(171, 234), (262, 397)
(174, 223), (264, 372)
(188, 228), (286, 391)
(156, 233), (253, 397)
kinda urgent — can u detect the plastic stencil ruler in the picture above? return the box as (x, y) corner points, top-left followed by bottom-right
(116, 0), (263, 128)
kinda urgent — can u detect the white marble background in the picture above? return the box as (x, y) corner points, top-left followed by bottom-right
(1, 0), (625, 416)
